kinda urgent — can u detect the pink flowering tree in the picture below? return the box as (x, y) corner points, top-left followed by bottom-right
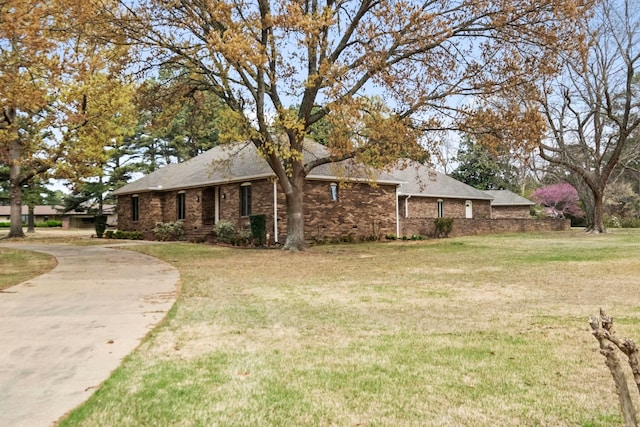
(531, 183), (584, 219)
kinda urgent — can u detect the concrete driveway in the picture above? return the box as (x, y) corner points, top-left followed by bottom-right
(0, 243), (179, 427)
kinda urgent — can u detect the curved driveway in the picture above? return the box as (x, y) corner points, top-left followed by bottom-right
(0, 243), (179, 427)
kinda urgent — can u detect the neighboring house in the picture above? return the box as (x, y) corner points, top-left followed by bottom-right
(0, 205), (63, 223)
(483, 190), (535, 219)
(113, 141), (402, 242)
(112, 141), (568, 242)
(0, 204), (117, 229)
(61, 205), (117, 229)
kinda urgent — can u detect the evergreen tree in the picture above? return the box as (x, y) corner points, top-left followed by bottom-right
(451, 137), (519, 191)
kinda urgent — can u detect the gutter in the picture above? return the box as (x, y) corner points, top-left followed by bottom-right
(273, 181), (279, 243)
(396, 187), (400, 237)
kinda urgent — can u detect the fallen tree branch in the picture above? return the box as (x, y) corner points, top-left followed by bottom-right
(589, 309), (638, 427)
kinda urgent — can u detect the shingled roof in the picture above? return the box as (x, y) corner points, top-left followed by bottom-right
(392, 161), (494, 200)
(112, 140), (402, 196)
(0, 205), (63, 216)
(483, 190), (535, 206)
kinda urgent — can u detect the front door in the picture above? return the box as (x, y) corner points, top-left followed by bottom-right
(201, 187), (219, 225)
(465, 200), (473, 219)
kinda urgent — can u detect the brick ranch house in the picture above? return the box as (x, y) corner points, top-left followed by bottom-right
(112, 140), (569, 242)
(390, 163), (564, 237)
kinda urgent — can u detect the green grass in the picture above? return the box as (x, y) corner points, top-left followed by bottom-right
(50, 230), (640, 426)
(0, 247), (57, 291)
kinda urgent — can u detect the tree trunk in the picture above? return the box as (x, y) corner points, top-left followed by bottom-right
(98, 176), (104, 215)
(7, 136), (25, 238)
(27, 205), (35, 233)
(283, 174), (306, 251)
(587, 189), (606, 233)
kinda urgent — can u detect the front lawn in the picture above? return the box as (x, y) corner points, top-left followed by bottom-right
(59, 230), (640, 426)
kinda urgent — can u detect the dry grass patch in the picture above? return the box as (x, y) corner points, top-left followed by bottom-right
(60, 230), (640, 426)
(0, 247), (57, 291)
(0, 229), (104, 245)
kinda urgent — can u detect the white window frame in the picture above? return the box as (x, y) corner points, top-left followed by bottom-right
(329, 183), (339, 201)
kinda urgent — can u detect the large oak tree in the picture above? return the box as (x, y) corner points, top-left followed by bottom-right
(536, 0), (640, 232)
(104, 0), (591, 249)
(0, 0), (133, 237)
(1, 0), (66, 237)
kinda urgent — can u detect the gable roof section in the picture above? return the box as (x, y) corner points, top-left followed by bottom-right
(113, 140), (403, 196)
(392, 161), (493, 200)
(0, 205), (63, 216)
(307, 159), (402, 184)
(483, 190), (535, 206)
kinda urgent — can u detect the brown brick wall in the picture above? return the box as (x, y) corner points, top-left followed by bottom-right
(492, 205), (533, 219)
(400, 218), (570, 238)
(116, 191), (164, 239)
(218, 180), (278, 238)
(402, 197), (492, 219)
(117, 179), (398, 242)
(117, 185), (565, 242)
(209, 180), (398, 243)
(299, 181), (398, 242)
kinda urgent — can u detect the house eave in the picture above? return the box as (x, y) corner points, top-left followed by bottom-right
(398, 192), (494, 201)
(113, 174), (403, 197)
(492, 202), (536, 207)
(306, 175), (403, 185)
(112, 173), (276, 196)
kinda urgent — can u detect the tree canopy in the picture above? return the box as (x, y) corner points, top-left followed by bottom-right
(531, 183), (584, 219)
(0, 0), (133, 237)
(98, 0), (591, 249)
(131, 67), (242, 172)
(450, 137), (520, 192)
(536, 0), (640, 232)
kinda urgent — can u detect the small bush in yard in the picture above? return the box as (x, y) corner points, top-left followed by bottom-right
(214, 220), (236, 244)
(249, 214), (267, 245)
(621, 218), (640, 228)
(234, 229), (252, 246)
(95, 215), (108, 238)
(106, 230), (143, 240)
(153, 222), (185, 241)
(35, 220), (62, 227)
(434, 218), (453, 238)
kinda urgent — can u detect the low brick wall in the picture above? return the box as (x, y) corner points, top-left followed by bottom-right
(400, 218), (571, 238)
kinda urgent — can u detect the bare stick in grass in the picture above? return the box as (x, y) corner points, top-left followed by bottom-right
(590, 309), (639, 427)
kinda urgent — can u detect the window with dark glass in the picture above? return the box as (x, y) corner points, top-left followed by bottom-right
(240, 184), (251, 217)
(437, 200), (444, 218)
(132, 196), (139, 222)
(177, 192), (186, 220)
